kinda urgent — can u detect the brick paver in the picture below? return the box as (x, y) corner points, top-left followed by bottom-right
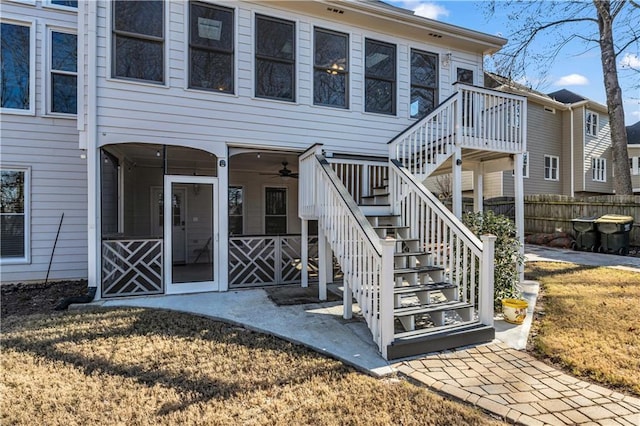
(394, 343), (640, 426)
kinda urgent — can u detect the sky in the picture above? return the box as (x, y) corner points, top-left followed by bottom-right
(388, 0), (640, 125)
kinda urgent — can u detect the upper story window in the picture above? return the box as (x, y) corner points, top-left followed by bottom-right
(1, 21), (33, 113)
(189, 2), (234, 93)
(410, 49), (438, 119)
(1, 168), (30, 264)
(112, 0), (164, 83)
(49, 30), (77, 114)
(49, 0), (78, 8)
(592, 157), (606, 182)
(586, 111), (598, 136)
(314, 28), (348, 108)
(364, 39), (396, 115)
(255, 15), (295, 102)
(544, 155), (559, 181)
(631, 157), (639, 176)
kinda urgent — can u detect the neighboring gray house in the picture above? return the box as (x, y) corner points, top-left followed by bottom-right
(628, 121), (640, 192)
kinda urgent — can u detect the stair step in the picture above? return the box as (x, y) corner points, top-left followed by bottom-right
(394, 282), (456, 295)
(386, 323), (495, 360)
(373, 225), (409, 230)
(393, 320), (478, 339)
(394, 251), (429, 257)
(394, 301), (472, 317)
(394, 265), (443, 275)
(361, 193), (390, 199)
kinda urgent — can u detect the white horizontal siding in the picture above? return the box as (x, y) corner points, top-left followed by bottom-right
(93, 1), (481, 157)
(1, 0), (85, 284)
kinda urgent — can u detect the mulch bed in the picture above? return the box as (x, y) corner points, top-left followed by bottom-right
(1, 280), (89, 317)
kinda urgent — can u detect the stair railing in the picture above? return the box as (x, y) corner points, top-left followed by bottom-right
(389, 160), (496, 327)
(388, 84), (526, 182)
(299, 145), (396, 358)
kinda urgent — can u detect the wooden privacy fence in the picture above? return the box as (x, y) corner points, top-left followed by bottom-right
(443, 195), (640, 245)
(482, 195), (640, 245)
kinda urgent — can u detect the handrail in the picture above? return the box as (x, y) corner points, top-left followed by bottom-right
(316, 156), (382, 256)
(390, 160), (483, 256)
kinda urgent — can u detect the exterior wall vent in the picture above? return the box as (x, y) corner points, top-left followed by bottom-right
(544, 106), (556, 114)
(326, 7), (344, 14)
(428, 33), (443, 39)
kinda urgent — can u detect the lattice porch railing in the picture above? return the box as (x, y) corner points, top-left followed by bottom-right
(228, 235), (319, 287)
(102, 239), (163, 297)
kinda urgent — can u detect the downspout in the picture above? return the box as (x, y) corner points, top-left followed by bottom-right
(86, 0), (100, 300)
(569, 106), (574, 197)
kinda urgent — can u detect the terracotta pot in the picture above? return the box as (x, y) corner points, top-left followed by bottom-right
(502, 298), (528, 325)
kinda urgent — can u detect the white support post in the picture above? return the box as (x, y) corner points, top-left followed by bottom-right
(480, 235), (496, 326)
(473, 165), (484, 213)
(452, 147), (463, 218)
(318, 225), (328, 301)
(513, 153), (525, 284)
(379, 238), (396, 360)
(301, 219), (308, 288)
(343, 280), (353, 319)
(325, 239), (334, 285)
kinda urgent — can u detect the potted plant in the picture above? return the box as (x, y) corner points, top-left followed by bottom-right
(463, 211), (527, 324)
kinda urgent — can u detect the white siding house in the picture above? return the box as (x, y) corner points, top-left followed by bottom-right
(1, 0), (87, 283)
(3, 0), (529, 359)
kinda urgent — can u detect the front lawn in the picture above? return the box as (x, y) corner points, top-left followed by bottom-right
(526, 262), (640, 396)
(1, 308), (504, 425)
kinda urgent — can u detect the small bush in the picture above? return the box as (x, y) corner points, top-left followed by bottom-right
(463, 211), (524, 310)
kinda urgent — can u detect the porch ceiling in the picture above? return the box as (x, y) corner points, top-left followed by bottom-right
(229, 151), (300, 175)
(429, 150), (514, 176)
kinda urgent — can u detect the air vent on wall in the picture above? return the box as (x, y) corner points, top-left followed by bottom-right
(428, 32), (443, 39)
(327, 7), (344, 14)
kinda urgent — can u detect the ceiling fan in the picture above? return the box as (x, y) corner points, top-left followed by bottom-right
(260, 161), (299, 179)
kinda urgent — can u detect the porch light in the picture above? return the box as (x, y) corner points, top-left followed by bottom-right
(156, 150), (161, 157)
(442, 52), (452, 68)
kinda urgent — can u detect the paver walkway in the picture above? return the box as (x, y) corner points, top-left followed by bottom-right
(395, 342), (640, 425)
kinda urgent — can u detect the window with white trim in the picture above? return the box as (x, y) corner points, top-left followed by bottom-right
(410, 49), (438, 119)
(631, 157), (639, 175)
(544, 155), (559, 181)
(1, 168), (29, 262)
(592, 157), (606, 182)
(49, 29), (77, 114)
(1, 20), (33, 112)
(48, 0), (78, 9)
(112, 0), (164, 83)
(189, 1), (234, 93)
(586, 111), (598, 136)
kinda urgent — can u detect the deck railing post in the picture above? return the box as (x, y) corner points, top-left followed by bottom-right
(318, 224), (328, 301)
(379, 238), (396, 359)
(480, 234), (496, 326)
(301, 219), (308, 288)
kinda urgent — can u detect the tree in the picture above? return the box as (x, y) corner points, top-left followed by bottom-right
(486, 0), (639, 195)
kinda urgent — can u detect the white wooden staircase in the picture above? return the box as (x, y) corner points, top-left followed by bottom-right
(299, 83), (526, 360)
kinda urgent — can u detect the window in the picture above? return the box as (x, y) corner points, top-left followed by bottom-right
(592, 157), (606, 182)
(507, 104), (521, 128)
(364, 39), (395, 115)
(410, 49), (438, 118)
(255, 15), (295, 101)
(631, 157), (639, 176)
(49, 30), (77, 114)
(513, 152), (529, 178)
(1, 21), (33, 112)
(544, 155), (559, 181)
(314, 28), (348, 108)
(228, 186), (243, 235)
(48, 0), (78, 8)
(189, 2), (233, 93)
(265, 187), (287, 234)
(1, 168), (29, 263)
(456, 67), (473, 84)
(586, 111), (598, 136)
(112, 0), (164, 83)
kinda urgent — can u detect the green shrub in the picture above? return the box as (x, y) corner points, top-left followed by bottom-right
(463, 211), (524, 310)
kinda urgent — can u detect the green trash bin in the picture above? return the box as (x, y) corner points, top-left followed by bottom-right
(571, 216), (600, 252)
(595, 214), (634, 255)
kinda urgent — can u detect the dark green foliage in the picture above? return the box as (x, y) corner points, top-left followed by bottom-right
(463, 211), (524, 310)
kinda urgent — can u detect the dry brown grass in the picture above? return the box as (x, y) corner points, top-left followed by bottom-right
(1, 308), (504, 426)
(526, 262), (640, 396)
